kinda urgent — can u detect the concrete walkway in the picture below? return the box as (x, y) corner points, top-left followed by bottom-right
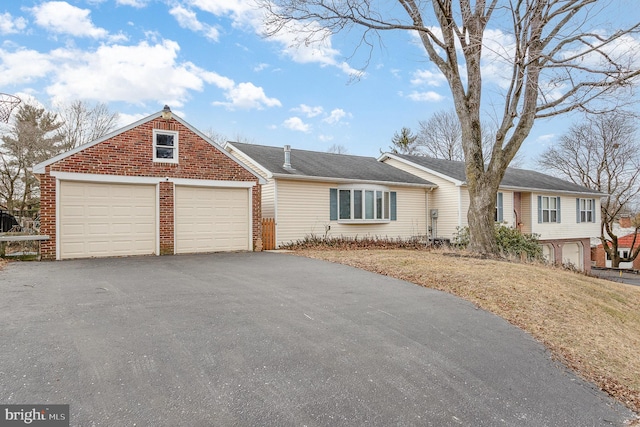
(0, 253), (634, 426)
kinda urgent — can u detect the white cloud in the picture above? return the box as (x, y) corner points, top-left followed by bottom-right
(213, 81), (281, 110)
(0, 12), (27, 34)
(254, 63), (269, 72)
(323, 108), (350, 124)
(293, 104), (323, 118)
(536, 134), (556, 146)
(44, 40), (209, 106)
(187, 0), (361, 77)
(318, 134), (334, 142)
(0, 48), (54, 86)
(405, 91), (445, 102)
(411, 69), (446, 87)
(169, 5), (220, 42)
(116, 0), (149, 7)
(283, 116), (310, 132)
(31, 1), (108, 39)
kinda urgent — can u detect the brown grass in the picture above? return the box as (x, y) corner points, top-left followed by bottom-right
(295, 247), (640, 415)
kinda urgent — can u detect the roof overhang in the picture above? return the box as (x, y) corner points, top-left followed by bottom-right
(378, 153), (465, 186)
(271, 173), (436, 189)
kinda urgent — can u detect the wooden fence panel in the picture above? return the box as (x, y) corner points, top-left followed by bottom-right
(262, 218), (276, 250)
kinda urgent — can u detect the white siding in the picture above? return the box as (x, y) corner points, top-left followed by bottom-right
(383, 158), (460, 240)
(227, 147), (269, 179)
(262, 179), (276, 218)
(529, 193), (600, 240)
(275, 179), (428, 247)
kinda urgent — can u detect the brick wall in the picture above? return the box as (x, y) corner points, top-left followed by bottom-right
(38, 117), (262, 259)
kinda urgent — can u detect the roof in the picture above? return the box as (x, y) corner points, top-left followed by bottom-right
(32, 109), (266, 184)
(597, 232), (640, 248)
(384, 153), (603, 196)
(226, 142), (436, 187)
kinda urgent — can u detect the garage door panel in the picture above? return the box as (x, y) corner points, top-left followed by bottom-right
(175, 186), (250, 254)
(60, 182), (156, 259)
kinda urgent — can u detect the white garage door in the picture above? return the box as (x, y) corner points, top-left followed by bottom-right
(562, 242), (583, 270)
(59, 181), (156, 259)
(175, 186), (250, 253)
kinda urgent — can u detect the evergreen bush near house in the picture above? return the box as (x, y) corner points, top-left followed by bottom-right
(454, 225), (542, 261)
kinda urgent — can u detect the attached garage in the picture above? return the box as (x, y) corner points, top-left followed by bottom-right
(175, 186), (250, 253)
(33, 108), (264, 260)
(59, 181), (157, 259)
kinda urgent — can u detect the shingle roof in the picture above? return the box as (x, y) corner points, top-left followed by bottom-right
(229, 143), (435, 186)
(392, 154), (603, 195)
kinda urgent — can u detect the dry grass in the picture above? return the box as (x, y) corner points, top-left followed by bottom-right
(295, 248), (640, 415)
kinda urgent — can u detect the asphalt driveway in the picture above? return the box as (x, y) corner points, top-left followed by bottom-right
(0, 253), (634, 426)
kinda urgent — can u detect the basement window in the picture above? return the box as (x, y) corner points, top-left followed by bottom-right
(153, 129), (178, 163)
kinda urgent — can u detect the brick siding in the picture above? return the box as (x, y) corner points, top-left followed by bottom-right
(38, 117), (262, 259)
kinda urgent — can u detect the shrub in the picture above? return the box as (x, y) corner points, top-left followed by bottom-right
(453, 225), (543, 261)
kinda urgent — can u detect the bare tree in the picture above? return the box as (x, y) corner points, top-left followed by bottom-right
(389, 127), (420, 154)
(0, 103), (63, 212)
(417, 110), (464, 160)
(57, 100), (119, 151)
(537, 111), (640, 267)
(261, 0), (640, 255)
(327, 143), (348, 154)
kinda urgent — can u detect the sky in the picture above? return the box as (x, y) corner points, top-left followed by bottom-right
(1, 0), (639, 169)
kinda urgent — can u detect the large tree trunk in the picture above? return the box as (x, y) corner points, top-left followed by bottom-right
(467, 174), (499, 255)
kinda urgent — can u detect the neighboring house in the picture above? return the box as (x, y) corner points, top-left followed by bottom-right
(33, 107), (265, 260)
(224, 142), (437, 248)
(379, 153), (603, 272)
(593, 233), (640, 270)
(592, 217), (640, 270)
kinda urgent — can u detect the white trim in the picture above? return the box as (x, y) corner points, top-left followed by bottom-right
(55, 178), (61, 260)
(49, 172), (257, 188)
(32, 110), (266, 185)
(225, 142), (274, 179)
(271, 173), (434, 188)
(153, 129), (179, 164)
(378, 153), (465, 186)
(51, 171), (163, 184)
(274, 179), (278, 247)
(497, 184), (603, 197)
(33, 111), (165, 173)
(171, 178), (256, 188)
(248, 187), (253, 250)
(457, 186), (463, 228)
(157, 183), (162, 257)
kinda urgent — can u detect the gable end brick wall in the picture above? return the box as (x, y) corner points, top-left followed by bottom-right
(38, 118), (262, 259)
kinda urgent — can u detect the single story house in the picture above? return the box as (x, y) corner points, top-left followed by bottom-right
(33, 107), (265, 260)
(224, 142), (437, 248)
(379, 153), (603, 271)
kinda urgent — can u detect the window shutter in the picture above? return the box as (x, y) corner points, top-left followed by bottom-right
(591, 198), (596, 223)
(576, 198), (581, 223)
(537, 196), (542, 223)
(497, 192), (504, 222)
(390, 192), (397, 221)
(556, 197), (561, 223)
(329, 188), (338, 220)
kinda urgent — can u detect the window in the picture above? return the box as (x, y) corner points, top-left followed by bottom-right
(495, 192), (504, 222)
(153, 129), (178, 163)
(576, 198), (596, 223)
(330, 187), (396, 222)
(537, 196), (561, 223)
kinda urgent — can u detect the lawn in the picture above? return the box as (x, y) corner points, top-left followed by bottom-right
(295, 247), (640, 416)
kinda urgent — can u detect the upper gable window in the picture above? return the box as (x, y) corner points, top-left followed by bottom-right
(153, 129), (178, 163)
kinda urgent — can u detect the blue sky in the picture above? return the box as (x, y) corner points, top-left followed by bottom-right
(1, 0), (639, 169)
